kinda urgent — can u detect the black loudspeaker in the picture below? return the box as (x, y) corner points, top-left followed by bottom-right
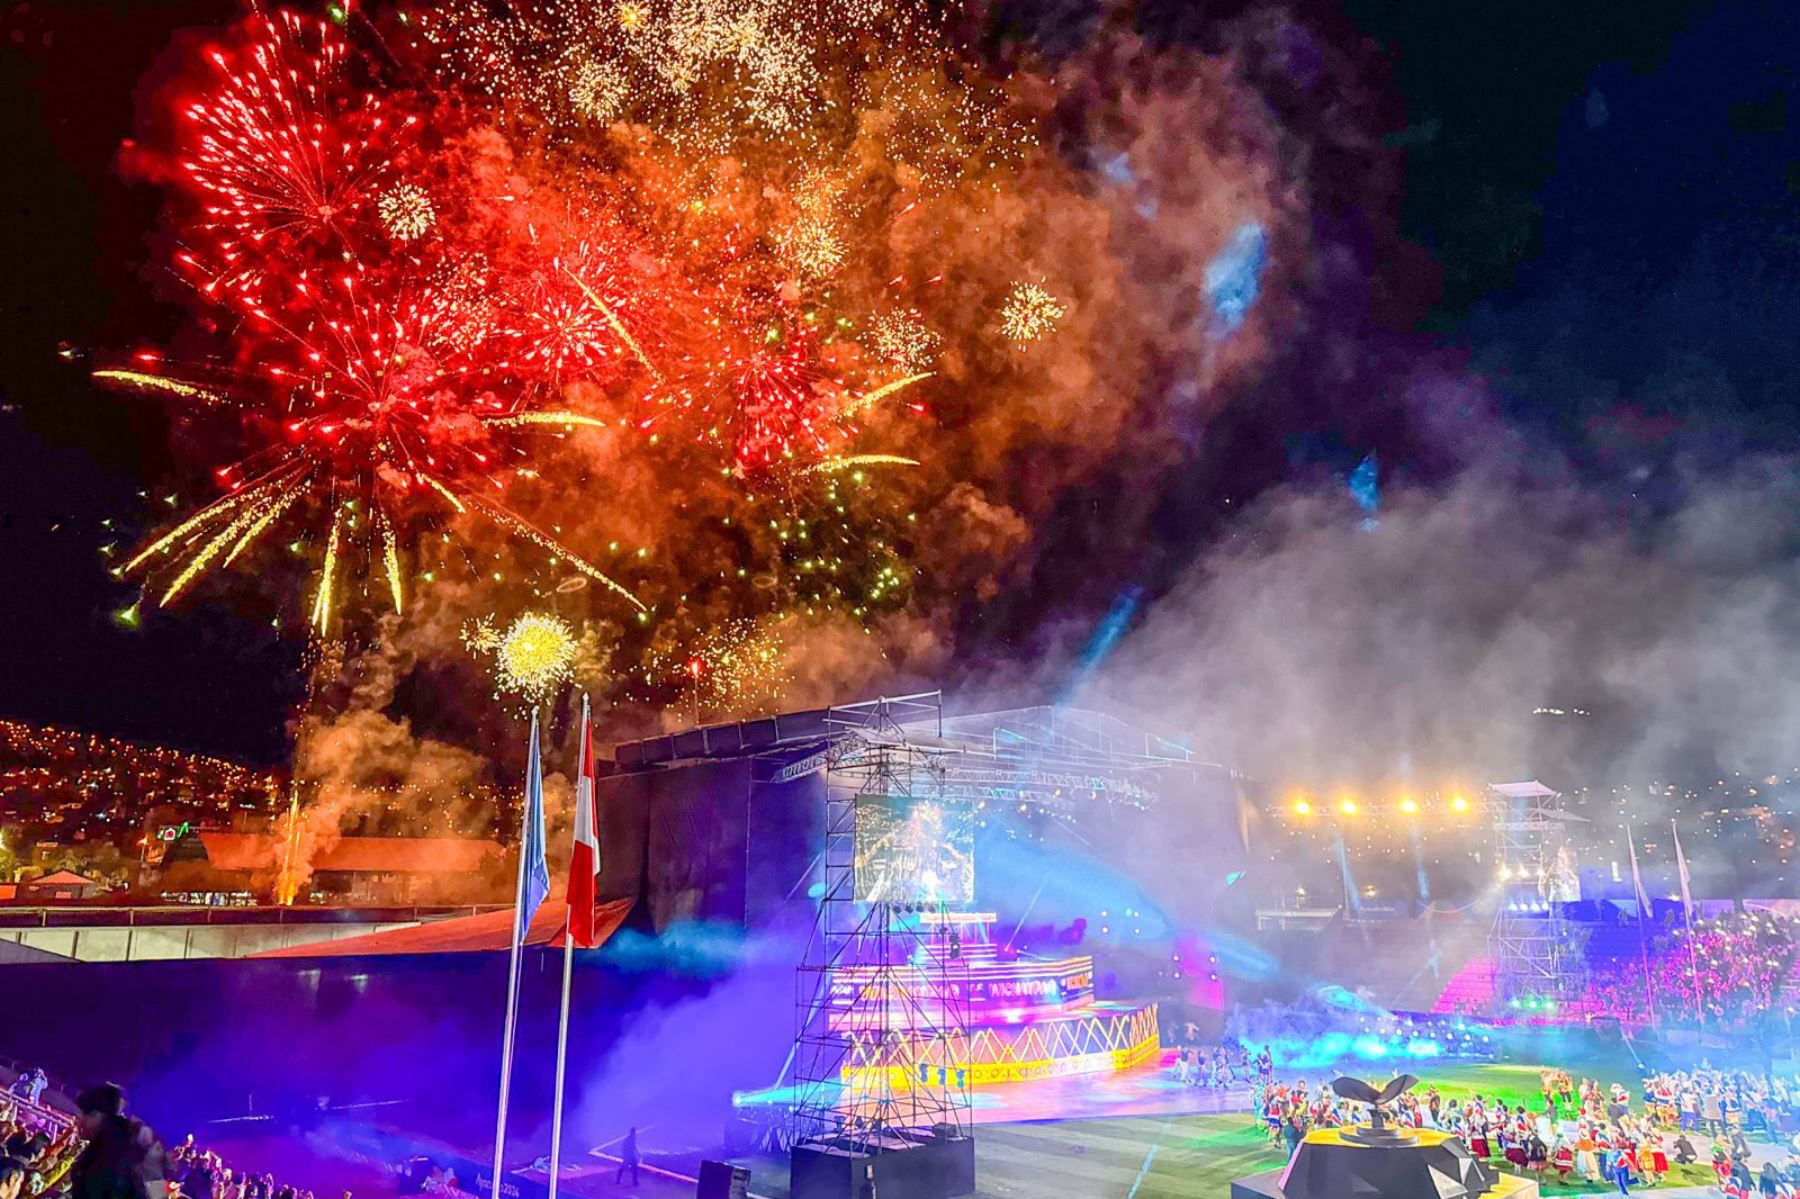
(791, 1134), (975, 1199)
(697, 1160), (750, 1199)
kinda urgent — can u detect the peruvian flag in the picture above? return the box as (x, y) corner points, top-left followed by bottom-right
(567, 698), (602, 947)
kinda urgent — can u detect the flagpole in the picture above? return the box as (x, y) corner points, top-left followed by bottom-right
(547, 693), (600, 1199)
(1626, 826), (1656, 1025)
(547, 918), (576, 1199)
(1674, 818), (1703, 1029)
(492, 710), (539, 1199)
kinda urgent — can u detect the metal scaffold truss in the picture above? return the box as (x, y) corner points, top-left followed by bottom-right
(1484, 780), (1585, 1013)
(790, 693), (972, 1154)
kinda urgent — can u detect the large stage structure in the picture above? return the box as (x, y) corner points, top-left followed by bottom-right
(784, 695), (1194, 1145)
(602, 693), (1229, 1199)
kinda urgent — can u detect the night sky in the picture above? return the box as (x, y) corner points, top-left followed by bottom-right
(2, 0), (1797, 766)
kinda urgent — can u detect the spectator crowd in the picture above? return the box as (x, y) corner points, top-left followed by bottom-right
(0, 1070), (339, 1199)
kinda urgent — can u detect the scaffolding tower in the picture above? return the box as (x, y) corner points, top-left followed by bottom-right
(1485, 780), (1583, 1012)
(790, 693), (972, 1154)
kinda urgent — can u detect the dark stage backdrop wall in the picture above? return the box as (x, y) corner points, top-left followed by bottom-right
(595, 759), (819, 934)
(597, 756), (1247, 938)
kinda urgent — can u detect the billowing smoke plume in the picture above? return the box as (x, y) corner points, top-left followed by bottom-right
(1087, 449), (1800, 797)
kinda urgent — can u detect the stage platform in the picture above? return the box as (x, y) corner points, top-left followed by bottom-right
(965, 1054), (1248, 1124)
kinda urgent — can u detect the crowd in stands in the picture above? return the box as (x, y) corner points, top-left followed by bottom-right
(0, 1071), (338, 1199)
(1255, 1065), (1800, 1194)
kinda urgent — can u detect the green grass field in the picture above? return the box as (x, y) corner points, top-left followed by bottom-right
(737, 1061), (1750, 1199)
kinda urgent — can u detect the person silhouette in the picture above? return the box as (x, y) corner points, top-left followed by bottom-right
(614, 1129), (640, 1188)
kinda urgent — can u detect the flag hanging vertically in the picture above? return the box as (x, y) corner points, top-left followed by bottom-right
(568, 695), (601, 947)
(518, 710), (551, 944)
(1672, 818), (1694, 916)
(1626, 824), (1653, 917)
(493, 708), (551, 1199)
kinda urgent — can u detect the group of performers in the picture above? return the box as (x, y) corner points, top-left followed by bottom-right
(1171, 1043), (1256, 1088)
(1252, 1066), (1800, 1194)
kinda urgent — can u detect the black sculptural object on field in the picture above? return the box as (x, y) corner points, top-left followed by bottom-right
(1232, 1073), (1499, 1199)
(1331, 1074), (1420, 1144)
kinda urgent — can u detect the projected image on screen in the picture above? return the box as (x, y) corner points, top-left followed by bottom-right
(853, 795), (975, 905)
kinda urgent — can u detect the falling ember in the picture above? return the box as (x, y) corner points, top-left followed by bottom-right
(998, 282), (1066, 343)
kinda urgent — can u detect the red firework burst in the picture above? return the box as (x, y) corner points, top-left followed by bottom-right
(173, 11), (417, 315)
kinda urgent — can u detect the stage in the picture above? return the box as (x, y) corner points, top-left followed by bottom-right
(964, 1053), (1249, 1124)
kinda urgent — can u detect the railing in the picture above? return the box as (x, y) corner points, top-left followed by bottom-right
(0, 904), (507, 929)
(0, 1062), (76, 1132)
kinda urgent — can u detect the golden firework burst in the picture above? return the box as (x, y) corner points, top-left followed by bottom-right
(998, 281), (1065, 343)
(469, 612), (580, 704)
(377, 183), (435, 241)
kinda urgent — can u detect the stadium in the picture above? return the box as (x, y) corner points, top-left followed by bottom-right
(7, 4), (1800, 1199)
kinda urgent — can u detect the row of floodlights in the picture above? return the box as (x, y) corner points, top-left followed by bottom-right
(1289, 794), (1473, 817)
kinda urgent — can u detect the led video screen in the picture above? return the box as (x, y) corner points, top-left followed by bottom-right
(852, 794), (975, 905)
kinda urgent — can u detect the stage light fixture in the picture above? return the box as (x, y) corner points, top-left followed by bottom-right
(1450, 794), (1469, 812)
(1400, 797), (1418, 814)
(1293, 799), (1312, 816)
(1339, 798), (1358, 816)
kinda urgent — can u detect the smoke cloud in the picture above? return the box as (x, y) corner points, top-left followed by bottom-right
(1085, 449), (1800, 799)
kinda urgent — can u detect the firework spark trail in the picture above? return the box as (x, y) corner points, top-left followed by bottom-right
(92, 369), (227, 404)
(159, 485), (300, 606)
(563, 264), (664, 382)
(125, 465), (304, 572)
(484, 412), (610, 430)
(804, 454), (921, 476)
(310, 501), (349, 634)
(378, 511), (404, 614)
(465, 495), (646, 611)
(223, 479), (306, 567)
(841, 372), (933, 419)
(421, 474), (469, 514)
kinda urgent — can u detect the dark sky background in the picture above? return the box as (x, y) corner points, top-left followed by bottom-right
(2, 0), (1797, 767)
